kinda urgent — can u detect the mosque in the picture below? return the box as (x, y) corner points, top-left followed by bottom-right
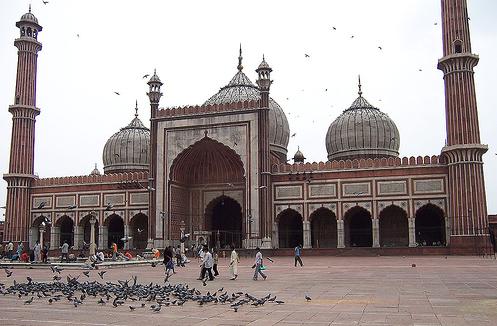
(3, 0), (490, 254)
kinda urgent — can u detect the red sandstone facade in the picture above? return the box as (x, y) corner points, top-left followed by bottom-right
(2, 1), (491, 254)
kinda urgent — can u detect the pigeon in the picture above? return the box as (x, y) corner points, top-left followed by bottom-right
(48, 298), (53, 304)
(5, 269), (12, 277)
(105, 203), (114, 211)
(97, 298), (106, 305)
(142, 74), (150, 79)
(67, 205), (77, 209)
(291, 133), (296, 137)
(305, 295), (312, 301)
(129, 305), (136, 311)
(113, 91), (120, 96)
(151, 262), (158, 268)
(53, 275), (61, 281)
(275, 300), (285, 304)
(42, 1), (49, 4)
(412, 263), (416, 267)
(98, 271), (106, 279)
(332, 26), (336, 30)
(83, 271), (90, 277)
(26, 277), (32, 283)
(37, 202), (46, 209)
(24, 297), (34, 304)
(304, 54), (310, 58)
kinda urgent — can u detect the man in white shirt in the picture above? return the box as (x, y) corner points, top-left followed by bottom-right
(199, 246), (214, 281)
(253, 247), (267, 281)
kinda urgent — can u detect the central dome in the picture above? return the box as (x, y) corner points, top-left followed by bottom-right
(325, 85), (400, 161)
(204, 49), (290, 161)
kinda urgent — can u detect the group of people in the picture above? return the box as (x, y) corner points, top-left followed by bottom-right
(0, 240), (49, 263)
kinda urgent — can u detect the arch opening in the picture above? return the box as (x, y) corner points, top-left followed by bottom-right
(344, 206), (372, 247)
(105, 214), (124, 249)
(277, 209), (303, 248)
(31, 215), (51, 247)
(56, 215), (74, 247)
(379, 205), (408, 247)
(205, 196), (242, 249)
(415, 204), (446, 246)
(130, 213), (148, 249)
(310, 208), (337, 248)
(79, 215), (99, 246)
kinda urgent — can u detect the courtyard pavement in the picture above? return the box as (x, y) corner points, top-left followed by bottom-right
(1, 255), (497, 325)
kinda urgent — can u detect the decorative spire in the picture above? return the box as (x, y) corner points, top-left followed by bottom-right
(237, 44), (243, 71)
(134, 100), (138, 117)
(94, 163), (97, 169)
(29, 4), (31, 13)
(358, 75), (363, 97)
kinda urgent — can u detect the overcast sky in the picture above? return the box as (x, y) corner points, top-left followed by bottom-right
(1, 0), (496, 217)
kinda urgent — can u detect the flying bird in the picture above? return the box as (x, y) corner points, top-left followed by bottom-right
(137, 228), (144, 233)
(291, 133), (296, 137)
(142, 74), (150, 79)
(97, 271), (106, 279)
(82, 271), (90, 277)
(37, 202), (46, 209)
(350, 35), (355, 38)
(304, 54), (310, 58)
(113, 91), (120, 95)
(42, 1), (49, 4)
(332, 26), (336, 30)
(67, 204), (77, 209)
(105, 203), (114, 211)
(76, 34), (80, 38)
(378, 46), (383, 50)
(5, 269), (13, 277)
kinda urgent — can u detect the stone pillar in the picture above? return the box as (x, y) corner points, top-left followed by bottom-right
(50, 226), (60, 250)
(272, 222), (279, 249)
(372, 218), (380, 248)
(337, 220), (345, 248)
(303, 220), (311, 249)
(179, 221), (185, 255)
(445, 216), (451, 245)
(73, 226), (80, 250)
(408, 217), (416, 247)
(29, 227), (36, 249)
(39, 225), (45, 249)
(89, 216), (97, 256)
(123, 224), (130, 250)
(98, 225), (108, 250)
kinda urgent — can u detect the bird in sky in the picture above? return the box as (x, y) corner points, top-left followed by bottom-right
(291, 133), (296, 137)
(76, 34), (80, 38)
(113, 91), (120, 95)
(350, 35), (355, 38)
(434, 22), (438, 25)
(142, 74), (150, 79)
(37, 202), (46, 209)
(257, 185), (267, 189)
(378, 46), (383, 50)
(42, 1), (49, 5)
(332, 26), (336, 30)
(304, 53), (310, 58)
(418, 68), (423, 72)
(97, 271), (106, 279)
(137, 228), (144, 233)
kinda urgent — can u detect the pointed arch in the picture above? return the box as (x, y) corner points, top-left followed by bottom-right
(309, 207), (337, 248)
(344, 206), (372, 247)
(276, 208), (303, 248)
(415, 204), (446, 246)
(204, 195), (242, 248)
(104, 214), (124, 249)
(55, 215), (74, 247)
(129, 213), (148, 249)
(379, 205), (408, 247)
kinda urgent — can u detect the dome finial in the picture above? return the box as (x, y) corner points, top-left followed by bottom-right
(358, 75), (363, 97)
(134, 100), (138, 117)
(29, 4), (31, 13)
(237, 44), (243, 71)
(94, 163), (97, 169)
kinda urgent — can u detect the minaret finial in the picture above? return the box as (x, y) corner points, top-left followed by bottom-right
(29, 4), (31, 13)
(134, 100), (138, 117)
(237, 44), (243, 71)
(94, 163), (97, 169)
(358, 75), (363, 97)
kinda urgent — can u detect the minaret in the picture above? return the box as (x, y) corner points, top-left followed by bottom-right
(3, 7), (43, 244)
(256, 56), (272, 247)
(146, 69), (163, 248)
(438, 0), (488, 247)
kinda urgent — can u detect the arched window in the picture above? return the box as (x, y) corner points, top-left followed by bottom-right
(454, 40), (463, 54)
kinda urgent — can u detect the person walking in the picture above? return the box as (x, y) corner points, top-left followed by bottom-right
(60, 240), (69, 262)
(229, 244), (239, 280)
(164, 246), (176, 274)
(294, 244), (304, 267)
(212, 248), (219, 276)
(253, 247), (267, 281)
(42, 244), (49, 263)
(199, 246), (214, 281)
(33, 241), (41, 262)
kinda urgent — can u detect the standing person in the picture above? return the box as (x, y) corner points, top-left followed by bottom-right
(229, 244), (239, 280)
(253, 247), (267, 281)
(60, 240), (69, 262)
(33, 241), (41, 262)
(199, 246), (214, 281)
(111, 242), (118, 261)
(164, 246), (176, 274)
(212, 248), (219, 276)
(42, 244), (49, 263)
(16, 241), (24, 260)
(7, 241), (14, 259)
(294, 244), (304, 267)
(175, 245), (183, 267)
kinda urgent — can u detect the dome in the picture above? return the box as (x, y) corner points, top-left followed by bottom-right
(89, 164), (101, 176)
(16, 6), (42, 30)
(293, 147), (305, 164)
(204, 51), (290, 160)
(325, 90), (400, 161)
(148, 69), (162, 84)
(102, 106), (150, 174)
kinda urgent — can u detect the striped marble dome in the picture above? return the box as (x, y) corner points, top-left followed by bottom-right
(102, 105), (150, 174)
(325, 91), (400, 161)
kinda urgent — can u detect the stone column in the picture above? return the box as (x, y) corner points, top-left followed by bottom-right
(89, 216), (97, 256)
(39, 225), (45, 249)
(372, 218), (380, 248)
(272, 222), (279, 249)
(445, 216), (451, 245)
(303, 220), (311, 249)
(50, 226), (60, 250)
(123, 224), (130, 250)
(337, 220), (345, 248)
(29, 227), (36, 249)
(73, 226), (80, 250)
(179, 221), (186, 255)
(408, 217), (416, 247)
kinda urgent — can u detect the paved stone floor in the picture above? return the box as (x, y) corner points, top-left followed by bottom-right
(1, 256), (497, 325)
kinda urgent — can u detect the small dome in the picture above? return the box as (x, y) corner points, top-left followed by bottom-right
(293, 147), (305, 164)
(257, 56), (271, 70)
(89, 164), (101, 176)
(325, 90), (400, 161)
(204, 51), (289, 161)
(148, 69), (162, 84)
(102, 106), (150, 174)
(16, 6), (42, 30)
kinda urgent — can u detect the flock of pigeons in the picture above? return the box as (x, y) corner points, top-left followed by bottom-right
(0, 265), (287, 313)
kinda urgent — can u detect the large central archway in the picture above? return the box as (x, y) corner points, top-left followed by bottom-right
(415, 204), (446, 246)
(56, 215), (74, 247)
(310, 208), (337, 248)
(205, 196), (242, 249)
(379, 205), (408, 247)
(168, 137), (246, 242)
(344, 206), (372, 247)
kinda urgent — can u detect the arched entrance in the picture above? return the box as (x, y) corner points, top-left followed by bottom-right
(379, 205), (408, 247)
(310, 208), (337, 248)
(277, 209), (303, 248)
(56, 215), (74, 247)
(169, 137), (246, 243)
(80, 214), (99, 246)
(415, 204), (446, 246)
(105, 214), (124, 249)
(344, 206), (372, 247)
(205, 196), (242, 249)
(31, 215), (51, 247)
(130, 213), (148, 249)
